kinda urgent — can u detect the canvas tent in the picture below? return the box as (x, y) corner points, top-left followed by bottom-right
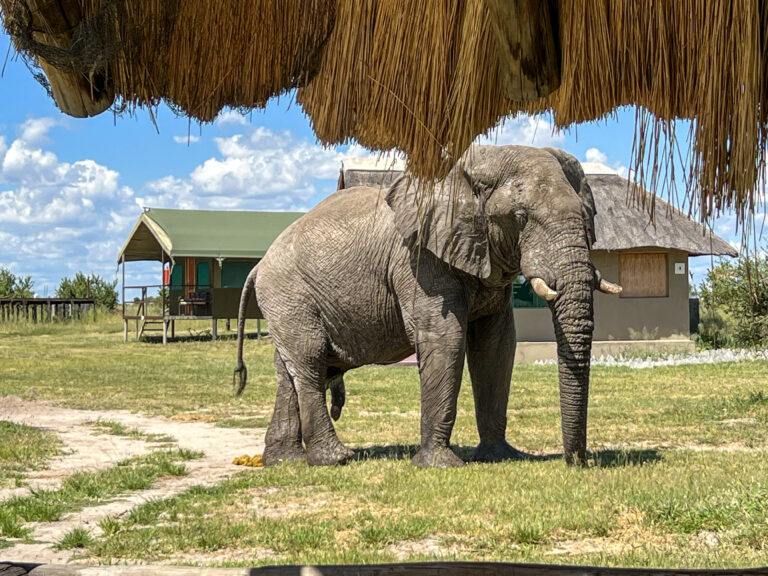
(2, 1), (766, 226)
(118, 208), (303, 343)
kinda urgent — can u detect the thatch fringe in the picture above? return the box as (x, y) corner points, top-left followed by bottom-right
(1, 0), (767, 225)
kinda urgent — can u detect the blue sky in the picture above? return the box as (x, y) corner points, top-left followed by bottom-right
(0, 31), (741, 297)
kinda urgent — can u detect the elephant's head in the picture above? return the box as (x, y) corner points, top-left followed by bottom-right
(386, 145), (621, 465)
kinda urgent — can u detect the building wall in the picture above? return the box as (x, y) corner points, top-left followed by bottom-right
(514, 248), (691, 342)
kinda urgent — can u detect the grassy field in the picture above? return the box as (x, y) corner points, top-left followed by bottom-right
(0, 449), (200, 545)
(1, 314), (767, 567)
(0, 422), (61, 488)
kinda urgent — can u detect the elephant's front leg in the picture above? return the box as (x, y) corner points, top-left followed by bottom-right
(411, 300), (467, 468)
(467, 299), (529, 462)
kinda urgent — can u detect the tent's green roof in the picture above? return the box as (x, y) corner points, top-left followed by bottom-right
(118, 208), (304, 263)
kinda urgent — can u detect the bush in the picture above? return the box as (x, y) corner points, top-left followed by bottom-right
(697, 252), (768, 348)
(56, 272), (118, 311)
(0, 267), (34, 298)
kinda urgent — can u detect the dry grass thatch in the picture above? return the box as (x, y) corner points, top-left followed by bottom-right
(1, 0), (766, 225)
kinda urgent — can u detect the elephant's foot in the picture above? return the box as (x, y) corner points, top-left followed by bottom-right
(263, 442), (306, 466)
(472, 440), (531, 463)
(411, 444), (464, 468)
(306, 439), (354, 466)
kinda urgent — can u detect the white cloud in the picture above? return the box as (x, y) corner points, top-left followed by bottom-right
(216, 110), (249, 126)
(585, 147), (607, 164)
(19, 117), (63, 144)
(476, 115), (565, 148)
(143, 126), (369, 211)
(0, 118), (375, 291)
(0, 119), (137, 289)
(173, 135), (200, 144)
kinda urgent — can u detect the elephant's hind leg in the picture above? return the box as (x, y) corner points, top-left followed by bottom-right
(290, 336), (354, 466)
(263, 349), (306, 466)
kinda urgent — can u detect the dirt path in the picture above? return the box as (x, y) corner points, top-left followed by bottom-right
(0, 396), (266, 564)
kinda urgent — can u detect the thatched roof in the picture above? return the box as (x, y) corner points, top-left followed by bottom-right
(589, 175), (736, 257)
(2, 1), (765, 225)
(337, 157), (405, 190)
(338, 162), (737, 258)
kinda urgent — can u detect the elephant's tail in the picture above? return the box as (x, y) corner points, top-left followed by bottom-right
(233, 264), (260, 397)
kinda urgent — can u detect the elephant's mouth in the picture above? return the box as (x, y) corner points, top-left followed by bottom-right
(527, 271), (622, 301)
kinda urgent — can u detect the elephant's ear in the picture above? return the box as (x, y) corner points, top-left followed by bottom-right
(544, 147), (597, 249)
(386, 169), (491, 278)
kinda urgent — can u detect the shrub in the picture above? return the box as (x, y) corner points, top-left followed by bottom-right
(697, 251), (768, 348)
(0, 267), (34, 298)
(56, 272), (118, 310)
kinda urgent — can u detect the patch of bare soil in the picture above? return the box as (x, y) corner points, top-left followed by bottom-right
(546, 508), (674, 557)
(385, 537), (469, 561)
(0, 396), (266, 565)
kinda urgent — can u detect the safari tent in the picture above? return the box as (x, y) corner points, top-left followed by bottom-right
(118, 208), (302, 343)
(338, 158), (737, 359)
(2, 1), (766, 228)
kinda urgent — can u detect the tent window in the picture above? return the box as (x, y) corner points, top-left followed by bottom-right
(169, 264), (183, 290)
(197, 260), (210, 289)
(512, 275), (548, 308)
(222, 261), (254, 288)
(619, 253), (668, 298)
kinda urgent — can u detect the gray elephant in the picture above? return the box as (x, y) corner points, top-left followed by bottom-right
(234, 145), (621, 468)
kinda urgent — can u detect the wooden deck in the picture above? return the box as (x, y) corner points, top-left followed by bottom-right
(0, 298), (96, 322)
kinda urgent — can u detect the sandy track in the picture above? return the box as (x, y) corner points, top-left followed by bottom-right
(0, 396), (266, 564)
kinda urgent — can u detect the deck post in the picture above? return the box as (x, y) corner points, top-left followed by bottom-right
(212, 318), (217, 341)
(121, 255), (126, 333)
(163, 319), (168, 345)
(171, 320), (175, 339)
(257, 318), (261, 339)
(123, 318), (128, 342)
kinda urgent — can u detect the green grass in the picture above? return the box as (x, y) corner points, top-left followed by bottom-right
(56, 527), (94, 550)
(0, 421), (61, 487)
(1, 315), (768, 566)
(86, 451), (768, 567)
(0, 449), (201, 541)
(85, 419), (176, 443)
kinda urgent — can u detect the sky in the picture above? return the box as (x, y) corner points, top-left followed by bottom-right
(0, 31), (744, 298)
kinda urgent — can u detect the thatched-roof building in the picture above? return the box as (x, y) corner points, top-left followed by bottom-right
(2, 1), (766, 225)
(339, 158), (736, 358)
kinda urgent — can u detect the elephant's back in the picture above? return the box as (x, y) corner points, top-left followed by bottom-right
(256, 186), (411, 367)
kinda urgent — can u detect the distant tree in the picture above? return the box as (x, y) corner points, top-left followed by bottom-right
(697, 251), (768, 348)
(0, 267), (35, 298)
(56, 272), (118, 310)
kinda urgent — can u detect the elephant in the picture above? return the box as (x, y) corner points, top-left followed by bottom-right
(234, 145), (622, 468)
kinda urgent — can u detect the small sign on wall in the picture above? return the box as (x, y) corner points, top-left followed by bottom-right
(674, 262), (686, 275)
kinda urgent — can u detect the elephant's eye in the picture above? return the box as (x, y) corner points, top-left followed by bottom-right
(514, 209), (528, 229)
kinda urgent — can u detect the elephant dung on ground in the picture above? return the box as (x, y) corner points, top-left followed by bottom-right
(234, 145), (622, 467)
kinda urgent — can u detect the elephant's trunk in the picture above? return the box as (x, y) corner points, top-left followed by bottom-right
(550, 247), (595, 466)
(233, 264), (259, 396)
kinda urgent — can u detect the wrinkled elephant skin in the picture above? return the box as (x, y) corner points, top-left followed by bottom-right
(234, 145), (621, 467)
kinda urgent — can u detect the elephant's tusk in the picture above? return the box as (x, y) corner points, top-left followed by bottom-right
(530, 277), (558, 301)
(598, 278), (623, 294)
